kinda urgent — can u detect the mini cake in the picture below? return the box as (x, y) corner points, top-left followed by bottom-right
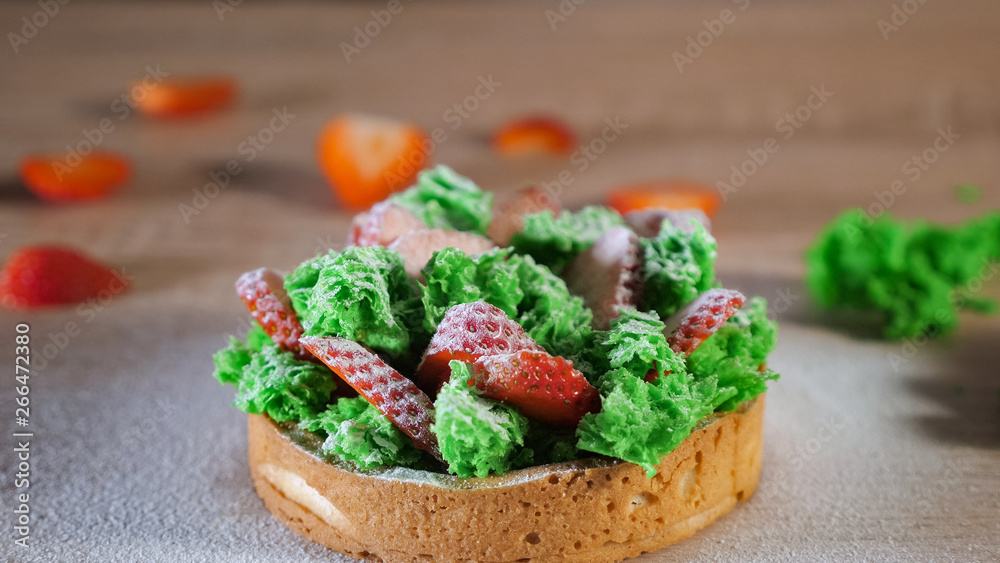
(213, 165), (779, 562)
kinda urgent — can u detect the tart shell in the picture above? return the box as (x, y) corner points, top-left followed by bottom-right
(248, 395), (765, 562)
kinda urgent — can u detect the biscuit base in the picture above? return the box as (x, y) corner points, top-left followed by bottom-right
(248, 395), (765, 563)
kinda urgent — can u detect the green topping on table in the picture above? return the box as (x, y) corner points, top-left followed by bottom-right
(301, 397), (426, 470)
(420, 247), (522, 332)
(576, 368), (724, 477)
(510, 206), (625, 272)
(687, 297), (780, 411)
(954, 183), (983, 204)
(290, 246), (425, 357)
(639, 220), (718, 320)
(432, 361), (529, 478)
(390, 165), (494, 235)
(232, 342), (337, 423)
(806, 208), (1000, 339)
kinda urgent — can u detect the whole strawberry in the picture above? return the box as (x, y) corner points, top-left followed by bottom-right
(0, 245), (126, 309)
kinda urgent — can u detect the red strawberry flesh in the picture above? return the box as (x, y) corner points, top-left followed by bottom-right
(417, 301), (542, 395)
(301, 336), (442, 461)
(0, 245), (126, 309)
(235, 268), (309, 359)
(663, 288), (746, 356)
(468, 349), (599, 428)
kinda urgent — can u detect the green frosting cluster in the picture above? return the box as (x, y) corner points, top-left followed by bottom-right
(432, 362), (529, 478)
(212, 336), (337, 423)
(390, 165), (494, 235)
(639, 220), (718, 319)
(287, 246), (425, 357)
(419, 248), (593, 367)
(806, 209), (1000, 339)
(577, 369), (722, 477)
(590, 309), (685, 382)
(576, 309), (727, 476)
(510, 206), (625, 272)
(420, 248), (522, 331)
(301, 397), (426, 471)
(687, 297), (779, 411)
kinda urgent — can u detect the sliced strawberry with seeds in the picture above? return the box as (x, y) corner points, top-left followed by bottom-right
(564, 226), (643, 330)
(301, 336), (442, 461)
(235, 268), (309, 359)
(663, 288), (746, 356)
(388, 228), (495, 279)
(468, 350), (599, 428)
(348, 201), (427, 247)
(487, 186), (561, 246)
(417, 302), (543, 395)
(0, 245), (127, 309)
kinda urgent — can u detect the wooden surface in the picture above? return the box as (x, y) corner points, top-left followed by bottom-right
(1, 1), (998, 561)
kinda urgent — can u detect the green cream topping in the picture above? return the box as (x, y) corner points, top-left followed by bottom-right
(301, 397), (427, 471)
(287, 246), (425, 357)
(218, 338), (337, 423)
(214, 187), (783, 477)
(431, 361), (528, 478)
(510, 206), (625, 272)
(639, 220), (718, 319)
(806, 209), (1000, 339)
(390, 165), (494, 235)
(687, 296), (779, 411)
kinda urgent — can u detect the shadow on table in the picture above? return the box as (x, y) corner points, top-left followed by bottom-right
(905, 331), (1000, 450)
(0, 176), (39, 202)
(193, 159), (336, 212)
(719, 272), (886, 340)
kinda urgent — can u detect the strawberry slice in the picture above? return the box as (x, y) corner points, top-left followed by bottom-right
(487, 186), (561, 246)
(235, 268), (309, 359)
(20, 152), (131, 203)
(317, 114), (429, 210)
(0, 245), (127, 309)
(301, 336), (442, 461)
(387, 229), (495, 279)
(417, 302), (542, 395)
(134, 76), (236, 118)
(663, 288), (746, 356)
(608, 180), (723, 218)
(493, 116), (575, 157)
(563, 226), (643, 330)
(347, 200), (426, 247)
(624, 207), (710, 238)
(468, 350), (599, 428)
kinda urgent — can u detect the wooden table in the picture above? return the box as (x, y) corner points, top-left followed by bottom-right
(1, 2), (998, 561)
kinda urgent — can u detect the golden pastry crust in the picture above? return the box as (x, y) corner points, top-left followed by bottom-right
(248, 395), (765, 563)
